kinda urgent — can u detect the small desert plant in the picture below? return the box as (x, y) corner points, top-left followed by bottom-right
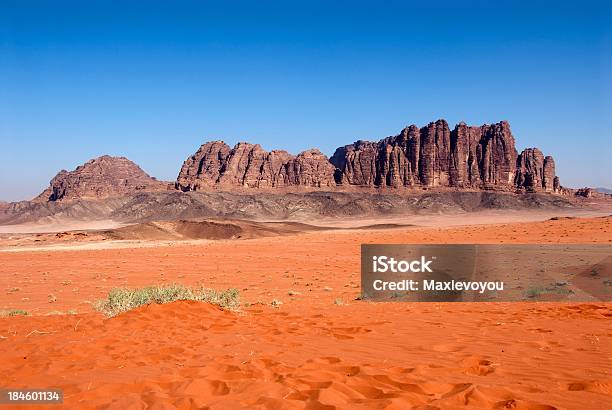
(334, 298), (345, 306)
(525, 286), (573, 299)
(94, 284), (240, 317)
(0, 309), (29, 317)
(270, 299), (283, 308)
(524, 287), (545, 299)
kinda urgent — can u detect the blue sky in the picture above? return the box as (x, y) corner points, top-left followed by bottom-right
(1, 0), (610, 201)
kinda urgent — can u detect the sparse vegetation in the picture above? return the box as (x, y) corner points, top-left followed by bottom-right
(270, 299), (283, 308)
(94, 284), (240, 317)
(334, 298), (345, 306)
(525, 287), (574, 299)
(0, 309), (30, 317)
(525, 287), (546, 298)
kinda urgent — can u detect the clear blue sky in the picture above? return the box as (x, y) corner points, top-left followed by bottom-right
(1, 0), (610, 201)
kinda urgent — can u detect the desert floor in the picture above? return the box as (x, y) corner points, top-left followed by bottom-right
(0, 215), (611, 409)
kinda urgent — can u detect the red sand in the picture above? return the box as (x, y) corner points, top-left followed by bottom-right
(1, 217), (611, 409)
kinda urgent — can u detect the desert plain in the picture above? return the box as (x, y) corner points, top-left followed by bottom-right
(0, 211), (611, 409)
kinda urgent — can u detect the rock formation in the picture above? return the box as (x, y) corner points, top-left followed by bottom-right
(178, 120), (559, 193)
(176, 141), (231, 191)
(176, 142), (335, 191)
(31, 119), (562, 203)
(35, 155), (168, 202)
(515, 149), (557, 192)
(330, 120), (546, 191)
(329, 141), (379, 186)
(285, 149), (336, 187)
(575, 187), (595, 198)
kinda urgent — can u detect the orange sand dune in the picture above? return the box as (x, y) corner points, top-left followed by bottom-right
(0, 216), (611, 409)
(2, 301), (610, 409)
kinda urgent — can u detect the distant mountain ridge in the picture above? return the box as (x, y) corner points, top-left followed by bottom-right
(177, 119), (560, 195)
(2, 117), (610, 226)
(15, 119), (578, 204)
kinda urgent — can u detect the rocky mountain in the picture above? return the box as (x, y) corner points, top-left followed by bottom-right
(24, 119), (563, 206)
(574, 187), (612, 198)
(179, 120), (560, 193)
(34, 155), (168, 202)
(3, 117), (608, 226)
(176, 142), (335, 191)
(330, 120), (558, 193)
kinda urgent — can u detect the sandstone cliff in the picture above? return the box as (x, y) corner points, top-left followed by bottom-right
(329, 120), (558, 193)
(514, 148), (557, 193)
(35, 155), (168, 202)
(331, 120), (525, 190)
(176, 142), (335, 190)
(178, 120), (560, 193)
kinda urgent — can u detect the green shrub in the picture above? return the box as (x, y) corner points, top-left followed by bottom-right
(0, 309), (29, 317)
(94, 284), (240, 317)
